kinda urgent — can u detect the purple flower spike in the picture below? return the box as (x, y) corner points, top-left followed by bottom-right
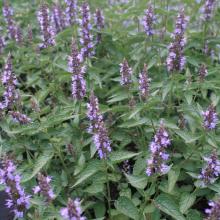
(64, 0), (78, 26)
(166, 9), (188, 72)
(205, 199), (220, 220)
(199, 151), (220, 186)
(142, 4), (155, 36)
(37, 3), (55, 49)
(79, 2), (94, 60)
(146, 121), (171, 176)
(60, 198), (86, 220)
(119, 58), (132, 86)
(9, 111), (31, 124)
(33, 173), (55, 203)
(139, 63), (151, 100)
(94, 9), (104, 44)
(198, 64), (208, 82)
(202, 104), (218, 130)
(0, 158), (30, 219)
(15, 25), (23, 45)
(202, 0), (216, 21)
(68, 39), (86, 100)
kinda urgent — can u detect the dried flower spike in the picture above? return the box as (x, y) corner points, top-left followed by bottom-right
(198, 64), (208, 82)
(119, 58), (132, 86)
(94, 9), (104, 44)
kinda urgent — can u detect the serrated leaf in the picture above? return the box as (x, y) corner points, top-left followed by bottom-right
(154, 193), (186, 220)
(109, 151), (140, 164)
(175, 130), (201, 143)
(179, 193), (196, 214)
(115, 196), (139, 219)
(125, 174), (148, 189)
(168, 168), (180, 193)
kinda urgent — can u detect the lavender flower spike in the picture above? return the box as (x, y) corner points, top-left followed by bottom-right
(142, 4), (155, 36)
(94, 9), (104, 44)
(199, 151), (220, 186)
(198, 64), (208, 82)
(205, 199), (220, 220)
(9, 111), (31, 124)
(146, 121), (171, 176)
(79, 2), (94, 60)
(60, 198), (86, 220)
(0, 158), (30, 218)
(64, 0), (78, 26)
(68, 39), (86, 100)
(119, 58), (132, 86)
(202, 104), (218, 130)
(37, 3), (55, 49)
(33, 173), (55, 202)
(202, 0), (216, 21)
(139, 63), (151, 100)
(166, 8), (188, 72)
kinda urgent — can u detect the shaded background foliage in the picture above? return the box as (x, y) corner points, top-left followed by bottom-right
(1, 0), (220, 219)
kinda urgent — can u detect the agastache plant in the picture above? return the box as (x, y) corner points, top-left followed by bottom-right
(142, 4), (155, 36)
(60, 198), (86, 220)
(146, 121), (171, 176)
(94, 9), (104, 44)
(0, 158), (30, 218)
(198, 64), (208, 82)
(205, 199), (220, 220)
(79, 2), (94, 60)
(119, 58), (132, 86)
(33, 173), (55, 203)
(202, 0), (215, 21)
(166, 9), (188, 72)
(37, 3), (55, 49)
(199, 151), (220, 186)
(139, 63), (151, 100)
(2, 1), (16, 40)
(202, 104), (218, 130)
(68, 39), (86, 100)
(64, 0), (78, 26)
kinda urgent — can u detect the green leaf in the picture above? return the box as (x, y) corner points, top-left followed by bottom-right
(154, 193), (186, 220)
(168, 168), (180, 193)
(109, 151), (140, 164)
(179, 193), (196, 214)
(115, 196), (139, 219)
(175, 130), (201, 143)
(125, 173), (148, 189)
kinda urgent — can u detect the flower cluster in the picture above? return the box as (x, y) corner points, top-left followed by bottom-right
(202, 104), (218, 130)
(51, 4), (66, 34)
(9, 111), (31, 124)
(205, 199), (220, 220)
(33, 173), (55, 203)
(166, 9), (188, 72)
(87, 92), (111, 159)
(94, 9), (104, 44)
(198, 64), (208, 82)
(202, 0), (216, 21)
(139, 63), (151, 100)
(119, 58), (132, 86)
(64, 0), (78, 26)
(79, 2), (94, 60)
(142, 4), (155, 36)
(60, 198), (86, 220)
(68, 39), (86, 100)
(199, 151), (220, 186)
(146, 122), (171, 176)
(0, 158), (30, 218)
(37, 3), (55, 49)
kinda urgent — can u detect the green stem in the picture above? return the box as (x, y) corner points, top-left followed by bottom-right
(105, 159), (112, 219)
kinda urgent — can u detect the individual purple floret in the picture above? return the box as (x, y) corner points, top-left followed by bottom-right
(1, 54), (19, 109)
(199, 151), (220, 186)
(2, 1), (16, 40)
(79, 2), (94, 60)
(0, 35), (5, 54)
(33, 173), (55, 203)
(60, 198), (86, 220)
(142, 4), (155, 36)
(37, 3), (55, 49)
(93, 120), (111, 159)
(51, 4), (66, 34)
(146, 122), (171, 176)
(119, 58), (132, 86)
(68, 39), (86, 100)
(139, 63), (151, 100)
(9, 111), (31, 124)
(202, 104), (218, 130)
(202, 0), (215, 21)
(166, 9), (188, 72)
(198, 64), (208, 82)
(94, 9), (104, 44)
(64, 0), (78, 26)
(205, 199), (220, 220)
(87, 91), (103, 133)
(0, 158), (30, 219)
